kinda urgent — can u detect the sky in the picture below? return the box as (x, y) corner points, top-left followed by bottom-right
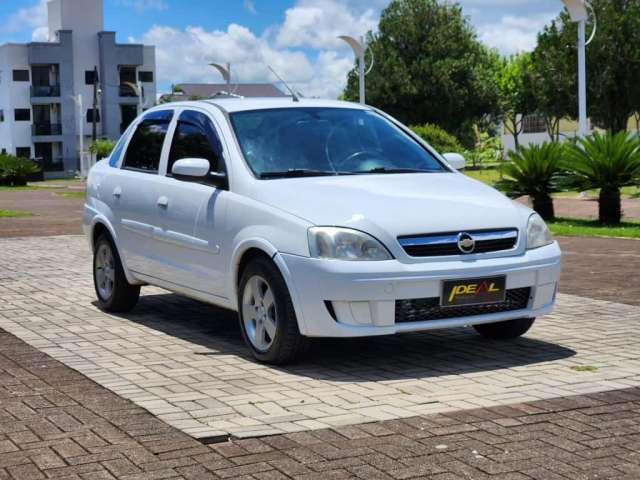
(0, 0), (563, 99)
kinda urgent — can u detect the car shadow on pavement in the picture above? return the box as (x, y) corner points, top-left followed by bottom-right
(113, 292), (577, 382)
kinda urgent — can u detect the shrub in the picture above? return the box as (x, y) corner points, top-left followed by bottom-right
(464, 132), (503, 169)
(410, 124), (463, 154)
(0, 154), (41, 186)
(563, 131), (640, 224)
(494, 142), (565, 220)
(89, 139), (116, 160)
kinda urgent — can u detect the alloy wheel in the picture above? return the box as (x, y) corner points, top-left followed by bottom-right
(242, 275), (277, 352)
(95, 243), (115, 300)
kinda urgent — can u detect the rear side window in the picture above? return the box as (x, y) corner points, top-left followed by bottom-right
(167, 110), (223, 175)
(122, 110), (173, 173)
(108, 130), (130, 167)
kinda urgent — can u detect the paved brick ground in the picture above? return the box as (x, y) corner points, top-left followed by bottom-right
(1, 236), (639, 441)
(2, 327), (640, 480)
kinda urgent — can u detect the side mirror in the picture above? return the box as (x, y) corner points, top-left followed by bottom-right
(171, 158), (228, 189)
(442, 153), (466, 170)
(171, 158), (210, 178)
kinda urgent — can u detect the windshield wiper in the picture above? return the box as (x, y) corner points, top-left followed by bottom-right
(353, 167), (441, 174)
(259, 169), (338, 179)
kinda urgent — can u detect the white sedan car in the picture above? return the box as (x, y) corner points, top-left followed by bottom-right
(84, 98), (561, 364)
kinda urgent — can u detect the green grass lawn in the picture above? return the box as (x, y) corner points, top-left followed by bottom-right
(464, 167), (502, 185)
(548, 217), (640, 239)
(0, 209), (33, 218)
(55, 190), (85, 198)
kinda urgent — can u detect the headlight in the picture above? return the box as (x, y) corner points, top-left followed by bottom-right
(526, 213), (554, 250)
(308, 227), (393, 261)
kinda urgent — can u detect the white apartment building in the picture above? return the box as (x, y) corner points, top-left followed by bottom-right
(0, 0), (156, 178)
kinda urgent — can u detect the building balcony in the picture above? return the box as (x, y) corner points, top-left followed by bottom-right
(31, 85), (61, 97)
(32, 123), (62, 136)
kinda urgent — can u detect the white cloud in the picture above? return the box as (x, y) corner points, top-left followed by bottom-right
(119, 0), (168, 13)
(243, 0), (257, 15)
(0, 0), (48, 36)
(276, 0), (377, 49)
(478, 13), (555, 54)
(133, 0), (383, 99)
(136, 23), (317, 90)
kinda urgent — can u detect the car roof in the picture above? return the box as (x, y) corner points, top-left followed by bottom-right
(156, 97), (372, 114)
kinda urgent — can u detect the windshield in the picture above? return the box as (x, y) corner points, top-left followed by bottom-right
(229, 107), (446, 178)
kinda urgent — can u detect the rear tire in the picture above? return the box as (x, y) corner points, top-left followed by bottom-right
(473, 318), (535, 340)
(93, 233), (140, 313)
(238, 256), (309, 364)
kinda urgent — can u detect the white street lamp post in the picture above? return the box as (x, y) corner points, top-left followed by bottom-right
(338, 35), (367, 104)
(70, 93), (84, 159)
(562, 0), (594, 137)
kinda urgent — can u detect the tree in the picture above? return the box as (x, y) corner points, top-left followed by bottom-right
(494, 142), (565, 220)
(530, 18), (578, 141)
(532, 0), (640, 134)
(343, 0), (499, 146)
(410, 124), (463, 153)
(90, 139), (116, 160)
(563, 132), (640, 224)
(496, 53), (536, 150)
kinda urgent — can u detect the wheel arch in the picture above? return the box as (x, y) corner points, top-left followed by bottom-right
(89, 218), (141, 285)
(229, 239), (309, 335)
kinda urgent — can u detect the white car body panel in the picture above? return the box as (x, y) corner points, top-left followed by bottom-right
(84, 98), (561, 338)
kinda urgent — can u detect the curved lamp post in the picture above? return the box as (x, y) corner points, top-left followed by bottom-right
(561, 0), (596, 137)
(123, 81), (145, 115)
(209, 63), (231, 88)
(338, 35), (367, 104)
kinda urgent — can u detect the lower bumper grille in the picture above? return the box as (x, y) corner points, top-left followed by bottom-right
(395, 287), (531, 323)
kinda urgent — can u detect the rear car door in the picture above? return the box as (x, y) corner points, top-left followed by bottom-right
(114, 109), (174, 276)
(153, 109), (229, 299)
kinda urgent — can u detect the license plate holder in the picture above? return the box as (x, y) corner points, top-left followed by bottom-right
(441, 276), (507, 307)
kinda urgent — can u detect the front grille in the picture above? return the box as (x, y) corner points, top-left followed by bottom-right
(395, 287), (531, 323)
(399, 229), (518, 257)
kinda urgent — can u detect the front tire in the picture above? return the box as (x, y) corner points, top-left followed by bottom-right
(93, 233), (140, 313)
(473, 318), (535, 340)
(238, 257), (308, 364)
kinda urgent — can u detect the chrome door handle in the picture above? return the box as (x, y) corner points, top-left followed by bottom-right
(112, 187), (122, 198)
(157, 196), (169, 208)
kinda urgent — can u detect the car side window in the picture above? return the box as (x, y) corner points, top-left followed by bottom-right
(167, 110), (223, 175)
(122, 110), (173, 173)
(108, 129), (130, 167)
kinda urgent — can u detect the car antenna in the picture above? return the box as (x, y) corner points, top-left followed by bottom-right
(268, 65), (302, 102)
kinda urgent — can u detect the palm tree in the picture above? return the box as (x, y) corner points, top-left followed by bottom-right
(494, 142), (565, 220)
(564, 132), (640, 224)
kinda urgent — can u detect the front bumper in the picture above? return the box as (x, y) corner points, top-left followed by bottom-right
(278, 242), (561, 337)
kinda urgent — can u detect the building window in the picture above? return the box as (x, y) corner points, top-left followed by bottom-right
(522, 114), (547, 134)
(14, 109), (31, 121)
(85, 70), (98, 85)
(0, 110), (4, 122)
(16, 147), (31, 159)
(138, 71), (154, 83)
(86, 109), (101, 123)
(12, 69), (29, 82)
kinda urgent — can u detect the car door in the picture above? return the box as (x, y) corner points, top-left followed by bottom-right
(113, 109), (174, 276)
(152, 108), (229, 300)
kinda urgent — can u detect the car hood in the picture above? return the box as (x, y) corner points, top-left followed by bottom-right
(246, 172), (531, 239)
